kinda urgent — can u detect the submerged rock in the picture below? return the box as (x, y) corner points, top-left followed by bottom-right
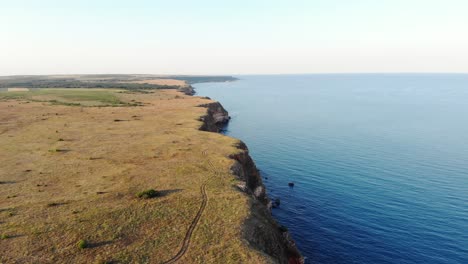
(272, 198), (281, 208)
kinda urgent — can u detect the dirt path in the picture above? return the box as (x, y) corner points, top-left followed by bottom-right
(161, 184), (208, 264)
(161, 150), (214, 264)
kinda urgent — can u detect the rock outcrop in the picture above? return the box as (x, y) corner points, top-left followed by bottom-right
(228, 141), (268, 203)
(198, 102), (230, 132)
(178, 85), (195, 95)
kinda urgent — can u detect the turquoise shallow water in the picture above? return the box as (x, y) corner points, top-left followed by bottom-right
(193, 74), (468, 264)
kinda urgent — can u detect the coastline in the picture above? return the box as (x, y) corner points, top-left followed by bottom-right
(0, 77), (302, 263)
(195, 86), (304, 263)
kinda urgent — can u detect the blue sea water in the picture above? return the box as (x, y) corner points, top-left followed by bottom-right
(193, 74), (468, 264)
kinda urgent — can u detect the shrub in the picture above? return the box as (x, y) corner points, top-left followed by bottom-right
(77, 239), (88, 249)
(136, 189), (159, 199)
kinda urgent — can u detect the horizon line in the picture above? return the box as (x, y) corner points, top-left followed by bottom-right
(2, 72), (468, 78)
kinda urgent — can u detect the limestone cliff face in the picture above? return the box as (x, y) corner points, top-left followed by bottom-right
(228, 141), (268, 203)
(198, 102), (230, 132)
(198, 102), (304, 264)
(229, 142), (304, 264)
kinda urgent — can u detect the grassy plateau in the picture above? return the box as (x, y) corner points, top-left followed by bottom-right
(0, 84), (271, 263)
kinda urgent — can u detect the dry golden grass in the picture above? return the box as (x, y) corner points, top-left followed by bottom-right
(125, 79), (188, 87)
(0, 89), (272, 263)
(7, 88), (30, 92)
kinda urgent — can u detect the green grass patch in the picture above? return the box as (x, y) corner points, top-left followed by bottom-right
(0, 88), (128, 106)
(0, 92), (28, 100)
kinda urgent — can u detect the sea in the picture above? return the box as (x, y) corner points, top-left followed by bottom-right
(193, 74), (468, 264)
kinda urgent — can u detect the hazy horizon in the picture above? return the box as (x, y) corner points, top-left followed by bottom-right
(3, 72), (468, 78)
(2, 0), (468, 75)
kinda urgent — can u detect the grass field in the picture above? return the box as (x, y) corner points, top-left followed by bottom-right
(0, 88), (273, 263)
(0, 88), (131, 106)
(124, 79), (188, 87)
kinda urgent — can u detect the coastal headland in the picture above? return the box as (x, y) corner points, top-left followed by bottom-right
(0, 75), (302, 263)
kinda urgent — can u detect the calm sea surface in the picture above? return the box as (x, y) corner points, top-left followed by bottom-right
(193, 74), (468, 264)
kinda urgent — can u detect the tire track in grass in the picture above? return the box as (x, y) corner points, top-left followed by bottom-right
(161, 184), (207, 264)
(161, 150), (217, 264)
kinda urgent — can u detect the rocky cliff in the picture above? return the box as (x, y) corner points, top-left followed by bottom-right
(178, 85), (196, 95)
(197, 102), (230, 132)
(199, 102), (304, 264)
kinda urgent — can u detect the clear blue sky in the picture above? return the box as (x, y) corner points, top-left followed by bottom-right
(1, 0), (467, 75)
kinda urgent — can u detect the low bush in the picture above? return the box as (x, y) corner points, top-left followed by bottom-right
(77, 239), (88, 249)
(136, 189), (159, 199)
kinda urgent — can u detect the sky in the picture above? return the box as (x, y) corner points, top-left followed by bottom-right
(1, 0), (468, 75)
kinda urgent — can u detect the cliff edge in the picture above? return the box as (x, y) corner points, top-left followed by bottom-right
(199, 101), (304, 264)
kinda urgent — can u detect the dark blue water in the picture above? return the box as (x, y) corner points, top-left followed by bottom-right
(194, 74), (468, 264)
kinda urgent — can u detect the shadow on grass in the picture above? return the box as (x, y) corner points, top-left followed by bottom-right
(158, 189), (183, 197)
(0, 208), (15, 213)
(3, 234), (26, 239)
(49, 148), (71, 153)
(0, 181), (16, 185)
(47, 201), (69, 207)
(88, 240), (114, 249)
